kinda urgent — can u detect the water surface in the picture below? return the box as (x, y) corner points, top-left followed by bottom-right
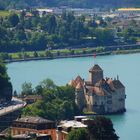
(7, 53), (140, 140)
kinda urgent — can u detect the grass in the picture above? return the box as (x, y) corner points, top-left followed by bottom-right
(0, 10), (10, 17)
(9, 48), (95, 59)
(83, 111), (97, 115)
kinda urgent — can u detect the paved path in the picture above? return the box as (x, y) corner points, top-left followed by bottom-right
(0, 98), (26, 117)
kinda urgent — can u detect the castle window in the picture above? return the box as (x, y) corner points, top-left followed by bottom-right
(119, 98), (124, 102)
(107, 96), (112, 99)
(107, 100), (112, 104)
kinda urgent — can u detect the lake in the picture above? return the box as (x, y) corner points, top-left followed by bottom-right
(7, 53), (140, 140)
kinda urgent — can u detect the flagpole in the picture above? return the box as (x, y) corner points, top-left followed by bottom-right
(93, 53), (96, 65)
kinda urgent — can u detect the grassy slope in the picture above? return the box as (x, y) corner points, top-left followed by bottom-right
(0, 10), (10, 17)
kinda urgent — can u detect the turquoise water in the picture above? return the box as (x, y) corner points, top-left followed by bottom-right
(7, 53), (140, 139)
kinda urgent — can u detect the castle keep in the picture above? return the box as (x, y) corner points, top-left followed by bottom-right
(69, 64), (126, 114)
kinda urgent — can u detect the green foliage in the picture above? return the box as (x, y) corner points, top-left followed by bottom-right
(45, 50), (53, 58)
(0, 60), (12, 101)
(96, 47), (105, 53)
(33, 51), (38, 57)
(0, 53), (11, 60)
(88, 116), (119, 140)
(0, 10), (115, 53)
(67, 128), (88, 140)
(1, 0), (140, 9)
(22, 79), (80, 121)
(21, 82), (32, 96)
(8, 13), (19, 27)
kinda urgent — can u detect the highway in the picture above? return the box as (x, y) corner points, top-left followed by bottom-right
(0, 98), (26, 117)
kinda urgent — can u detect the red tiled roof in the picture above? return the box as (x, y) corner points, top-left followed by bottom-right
(75, 75), (84, 84)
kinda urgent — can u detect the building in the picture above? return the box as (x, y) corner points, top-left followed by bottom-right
(0, 133), (51, 140)
(69, 64), (126, 114)
(57, 120), (87, 140)
(23, 95), (42, 104)
(11, 116), (56, 140)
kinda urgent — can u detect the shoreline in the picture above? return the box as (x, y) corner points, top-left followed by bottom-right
(4, 48), (140, 63)
(83, 108), (126, 116)
(5, 51), (111, 63)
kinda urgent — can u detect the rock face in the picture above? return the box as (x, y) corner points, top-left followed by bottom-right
(69, 64), (126, 114)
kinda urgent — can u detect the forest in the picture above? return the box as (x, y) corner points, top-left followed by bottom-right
(0, 11), (115, 53)
(0, 0), (140, 10)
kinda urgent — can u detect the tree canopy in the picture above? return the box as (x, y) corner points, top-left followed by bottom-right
(88, 116), (119, 140)
(0, 11), (116, 53)
(0, 60), (12, 101)
(67, 128), (88, 140)
(1, 0), (140, 9)
(22, 79), (80, 121)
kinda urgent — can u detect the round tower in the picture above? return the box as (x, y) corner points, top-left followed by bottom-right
(89, 64), (103, 85)
(75, 82), (86, 111)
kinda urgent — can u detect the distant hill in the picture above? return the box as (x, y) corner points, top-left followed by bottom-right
(0, 0), (140, 9)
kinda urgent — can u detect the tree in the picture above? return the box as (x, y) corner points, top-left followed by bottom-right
(0, 60), (12, 101)
(40, 79), (56, 90)
(88, 116), (119, 140)
(67, 128), (88, 140)
(45, 50), (53, 58)
(15, 30), (27, 41)
(33, 51), (38, 57)
(21, 82), (32, 96)
(8, 13), (19, 27)
(22, 79), (79, 121)
(13, 90), (18, 97)
(47, 15), (57, 34)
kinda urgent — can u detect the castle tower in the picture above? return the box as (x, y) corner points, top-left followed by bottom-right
(75, 82), (86, 111)
(89, 64), (103, 85)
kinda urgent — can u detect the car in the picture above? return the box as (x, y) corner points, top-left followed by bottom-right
(0, 107), (4, 110)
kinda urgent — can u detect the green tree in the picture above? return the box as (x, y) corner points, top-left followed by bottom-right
(22, 79), (79, 121)
(88, 116), (119, 140)
(0, 60), (12, 101)
(45, 50), (53, 58)
(15, 30), (27, 41)
(40, 79), (56, 90)
(8, 13), (19, 27)
(33, 51), (38, 57)
(67, 128), (88, 140)
(21, 82), (33, 96)
(47, 15), (57, 34)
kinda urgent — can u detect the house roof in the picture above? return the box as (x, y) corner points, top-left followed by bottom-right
(59, 120), (87, 128)
(89, 64), (103, 72)
(15, 116), (54, 124)
(24, 95), (42, 100)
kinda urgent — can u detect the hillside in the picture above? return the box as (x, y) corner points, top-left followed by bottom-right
(0, 0), (140, 9)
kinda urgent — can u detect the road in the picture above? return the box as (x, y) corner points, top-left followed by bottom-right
(0, 97), (26, 117)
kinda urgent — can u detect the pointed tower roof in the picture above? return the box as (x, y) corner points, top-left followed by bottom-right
(75, 75), (84, 84)
(89, 64), (103, 72)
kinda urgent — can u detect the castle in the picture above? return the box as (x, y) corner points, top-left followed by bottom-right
(69, 64), (126, 114)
